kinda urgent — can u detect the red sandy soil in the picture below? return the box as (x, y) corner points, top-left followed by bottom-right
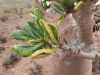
(0, 6), (51, 75)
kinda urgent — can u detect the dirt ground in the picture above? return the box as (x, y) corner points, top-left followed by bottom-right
(0, 4), (100, 75)
(0, 5), (51, 75)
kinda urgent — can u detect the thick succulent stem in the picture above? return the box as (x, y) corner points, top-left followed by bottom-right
(72, 2), (94, 47)
(50, 1), (98, 75)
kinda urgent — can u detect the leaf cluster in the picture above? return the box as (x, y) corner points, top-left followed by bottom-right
(10, 3), (60, 59)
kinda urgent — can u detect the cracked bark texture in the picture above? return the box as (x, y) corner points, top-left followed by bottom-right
(50, 1), (97, 75)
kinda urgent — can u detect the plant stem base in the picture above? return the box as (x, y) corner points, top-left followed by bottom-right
(50, 50), (92, 75)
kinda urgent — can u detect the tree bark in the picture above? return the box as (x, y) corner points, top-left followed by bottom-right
(72, 1), (94, 47)
(50, 1), (96, 75)
(50, 49), (92, 75)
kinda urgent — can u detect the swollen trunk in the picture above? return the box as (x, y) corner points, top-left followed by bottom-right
(50, 1), (95, 75)
(50, 49), (92, 75)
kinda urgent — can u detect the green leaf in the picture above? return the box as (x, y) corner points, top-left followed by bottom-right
(59, 0), (75, 9)
(45, 44), (50, 49)
(53, 3), (64, 12)
(48, 23), (60, 44)
(11, 43), (44, 57)
(65, 0), (75, 6)
(34, 8), (45, 26)
(44, 2), (47, 10)
(12, 30), (37, 41)
(22, 24), (34, 36)
(53, 7), (63, 14)
(33, 8), (45, 37)
(39, 19), (50, 42)
(98, 22), (100, 26)
(27, 21), (42, 38)
(80, 0), (85, 1)
(29, 14), (35, 19)
(18, 44), (38, 48)
(27, 21), (40, 34)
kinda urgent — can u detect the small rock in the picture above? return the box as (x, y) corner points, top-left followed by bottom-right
(0, 16), (9, 21)
(19, 15), (22, 18)
(26, 4), (32, 8)
(0, 46), (5, 53)
(10, 29), (13, 30)
(10, 37), (13, 39)
(16, 25), (21, 30)
(4, 10), (9, 13)
(0, 35), (7, 43)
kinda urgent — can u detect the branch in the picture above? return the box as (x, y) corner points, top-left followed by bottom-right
(92, 5), (99, 12)
(62, 39), (100, 60)
(47, 41), (54, 48)
(35, 0), (47, 15)
(35, 0), (53, 22)
(73, 50), (100, 60)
